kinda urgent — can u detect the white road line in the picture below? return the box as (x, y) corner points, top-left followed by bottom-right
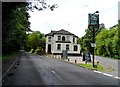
(102, 73), (113, 77)
(114, 76), (120, 79)
(94, 70), (120, 79)
(51, 70), (64, 81)
(94, 70), (102, 74)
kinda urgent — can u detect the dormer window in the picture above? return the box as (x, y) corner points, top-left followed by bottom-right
(62, 36), (65, 41)
(58, 36), (61, 41)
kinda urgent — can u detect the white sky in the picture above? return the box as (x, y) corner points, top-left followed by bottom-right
(28, 0), (119, 38)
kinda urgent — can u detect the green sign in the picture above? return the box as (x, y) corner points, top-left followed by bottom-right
(88, 14), (99, 26)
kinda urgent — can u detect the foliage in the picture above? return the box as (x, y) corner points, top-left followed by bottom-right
(29, 49), (35, 53)
(34, 47), (44, 55)
(2, 2), (30, 55)
(78, 23), (103, 53)
(2, 51), (17, 62)
(95, 27), (119, 59)
(79, 63), (105, 71)
(79, 22), (119, 59)
(25, 31), (46, 54)
(27, 0), (58, 11)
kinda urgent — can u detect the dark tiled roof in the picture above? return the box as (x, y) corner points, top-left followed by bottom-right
(45, 29), (78, 37)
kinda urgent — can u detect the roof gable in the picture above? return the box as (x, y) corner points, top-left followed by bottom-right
(45, 29), (78, 37)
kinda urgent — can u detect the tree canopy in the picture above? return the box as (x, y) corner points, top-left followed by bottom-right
(2, 2), (30, 55)
(25, 31), (46, 54)
(79, 22), (120, 59)
(2, 1), (57, 55)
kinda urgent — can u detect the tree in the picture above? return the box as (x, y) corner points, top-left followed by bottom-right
(27, 0), (58, 11)
(2, 1), (57, 55)
(95, 26), (119, 59)
(2, 2), (30, 55)
(25, 31), (46, 54)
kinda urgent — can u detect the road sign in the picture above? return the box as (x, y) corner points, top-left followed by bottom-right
(91, 43), (96, 47)
(83, 52), (91, 62)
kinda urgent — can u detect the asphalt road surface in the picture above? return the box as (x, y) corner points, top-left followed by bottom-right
(3, 52), (119, 86)
(95, 55), (119, 76)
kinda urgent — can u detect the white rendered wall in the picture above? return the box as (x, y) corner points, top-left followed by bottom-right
(46, 34), (80, 54)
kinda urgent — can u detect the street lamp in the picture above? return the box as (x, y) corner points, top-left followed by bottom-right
(88, 11), (99, 67)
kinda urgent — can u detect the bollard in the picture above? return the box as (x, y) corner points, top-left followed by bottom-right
(97, 61), (99, 65)
(68, 59), (70, 61)
(75, 60), (77, 63)
(85, 60), (88, 64)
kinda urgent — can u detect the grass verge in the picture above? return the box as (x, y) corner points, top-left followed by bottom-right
(79, 63), (105, 71)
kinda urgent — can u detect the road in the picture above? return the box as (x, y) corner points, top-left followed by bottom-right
(95, 55), (119, 76)
(2, 52), (119, 86)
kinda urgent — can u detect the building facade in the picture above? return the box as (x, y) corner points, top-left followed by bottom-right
(45, 29), (81, 58)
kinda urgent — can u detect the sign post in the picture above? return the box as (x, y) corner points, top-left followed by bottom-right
(88, 11), (99, 67)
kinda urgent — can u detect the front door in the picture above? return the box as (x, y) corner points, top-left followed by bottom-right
(48, 44), (51, 54)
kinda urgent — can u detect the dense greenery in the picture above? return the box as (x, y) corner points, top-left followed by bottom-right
(25, 31), (46, 54)
(2, 2), (30, 55)
(2, 1), (56, 56)
(79, 22), (120, 59)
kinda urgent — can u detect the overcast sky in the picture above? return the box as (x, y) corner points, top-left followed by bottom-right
(28, 0), (119, 38)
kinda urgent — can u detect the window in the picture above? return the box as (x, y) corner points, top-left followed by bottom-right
(66, 44), (69, 50)
(62, 36), (65, 41)
(57, 44), (61, 50)
(73, 37), (75, 43)
(58, 36), (61, 41)
(74, 45), (78, 51)
(66, 36), (70, 41)
(48, 37), (51, 42)
(48, 37), (51, 39)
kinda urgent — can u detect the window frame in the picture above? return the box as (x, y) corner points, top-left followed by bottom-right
(74, 45), (78, 51)
(57, 44), (61, 50)
(48, 36), (51, 42)
(73, 37), (75, 43)
(66, 44), (69, 51)
(58, 36), (61, 41)
(66, 36), (70, 41)
(62, 36), (65, 41)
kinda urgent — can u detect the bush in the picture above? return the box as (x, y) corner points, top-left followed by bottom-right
(29, 49), (35, 53)
(34, 47), (42, 55)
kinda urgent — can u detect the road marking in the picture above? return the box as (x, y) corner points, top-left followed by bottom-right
(102, 73), (113, 77)
(51, 70), (64, 81)
(94, 70), (120, 79)
(114, 76), (120, 79)
(94, 70), (102, 74)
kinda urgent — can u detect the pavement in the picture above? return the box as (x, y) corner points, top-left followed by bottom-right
(2, 52), (119, 86)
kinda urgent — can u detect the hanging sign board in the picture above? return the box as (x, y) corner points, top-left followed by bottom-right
(88, 14), (99, 26)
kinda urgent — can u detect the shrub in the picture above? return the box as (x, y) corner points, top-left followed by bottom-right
(34, 47), (42, 55)
(29, 49), (35, 53)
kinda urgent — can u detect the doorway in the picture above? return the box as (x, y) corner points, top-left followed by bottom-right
(48, 44), (51, 54)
